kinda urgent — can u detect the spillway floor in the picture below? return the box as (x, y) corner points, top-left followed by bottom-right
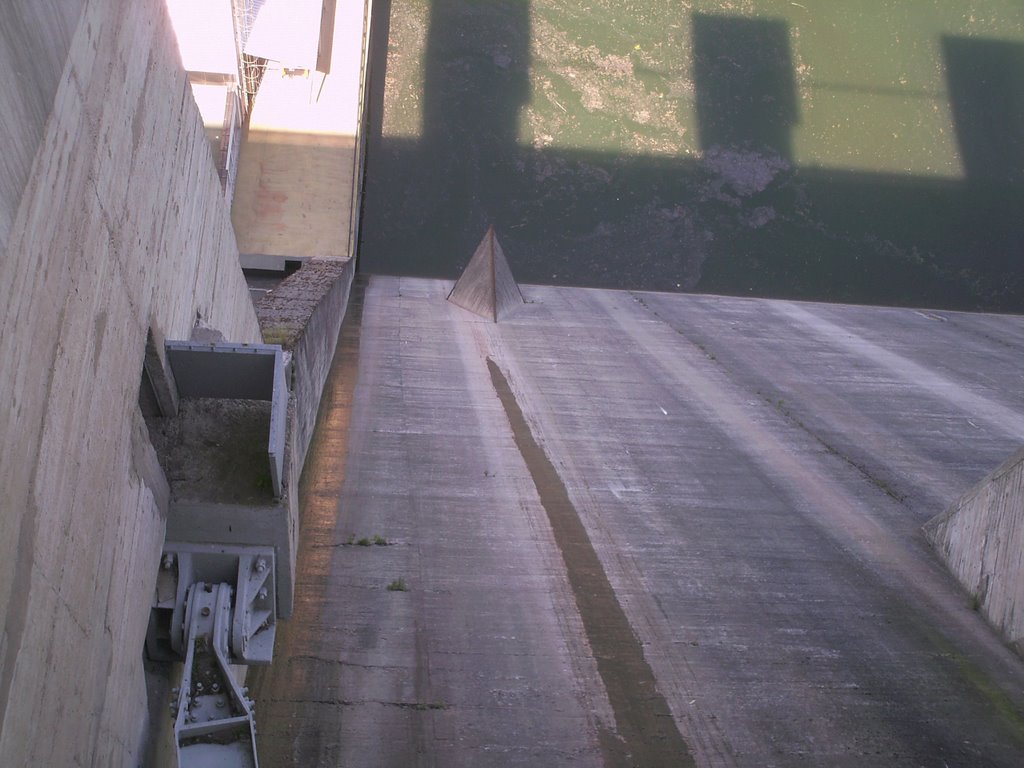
(251, 276), (1024, 767)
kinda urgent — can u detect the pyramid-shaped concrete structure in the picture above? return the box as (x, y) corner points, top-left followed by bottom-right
(447, 227), (525, 322)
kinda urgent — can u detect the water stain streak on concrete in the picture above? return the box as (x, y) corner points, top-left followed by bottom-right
(486, 356), (693, 768)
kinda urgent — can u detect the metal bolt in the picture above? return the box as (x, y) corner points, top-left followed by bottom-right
(201, 606), (210, 617)
(255, 558), (267, 573)
(162, 553), (174, 570)
(216, 700), (225, 709)
(211, 682), (220, 693)
(196, 682), (204, 692)
(257, 588), (268, 601)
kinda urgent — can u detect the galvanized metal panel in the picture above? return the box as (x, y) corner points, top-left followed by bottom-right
(268, 347), (287, 497)
(165, 341), (278, 400)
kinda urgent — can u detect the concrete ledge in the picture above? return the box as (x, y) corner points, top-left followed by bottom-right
(239, 253), (304, 271)
(926, 447), (1024, 654)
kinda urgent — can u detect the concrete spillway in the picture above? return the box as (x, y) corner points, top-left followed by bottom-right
(253, 276), (1024, 766)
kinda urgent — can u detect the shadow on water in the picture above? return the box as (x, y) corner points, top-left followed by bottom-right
(692, 14), (798, 160)
(416, 0), (531, 262)
(360, 2), (1024, 312)
(944, 35), (1024, 186)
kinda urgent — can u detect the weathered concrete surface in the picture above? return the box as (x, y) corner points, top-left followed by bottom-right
(231, 0), (371, 265)
(256, 258), (357, 475)
(256, 275), (1024, 767)
(0, 1), (85, 250)
(251, 278), (616, 766)
(927, 448), (1024, 654)
(0, 0), (261, 764)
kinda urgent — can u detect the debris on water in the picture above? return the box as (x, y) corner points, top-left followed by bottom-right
(700, 146), (790, 198)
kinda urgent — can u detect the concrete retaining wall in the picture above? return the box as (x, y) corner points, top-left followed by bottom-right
(256, 258), (357, 476)
(926, 447), (1024, 654)
(0, 1), (85, 250)
(0, 0), (262, 764)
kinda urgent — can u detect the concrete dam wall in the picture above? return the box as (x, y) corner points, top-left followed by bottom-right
(927, 448), (1024, 654)
(0, 0), (261, 763)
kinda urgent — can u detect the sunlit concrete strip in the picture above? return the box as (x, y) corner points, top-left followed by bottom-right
(165, 0), (241, 186)
(165, 0), (236, 74)
(774, 300), (1024, 440)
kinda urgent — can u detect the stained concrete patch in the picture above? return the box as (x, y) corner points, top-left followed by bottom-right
(250, 276), (612, 766)
(487, 357), (693, 767)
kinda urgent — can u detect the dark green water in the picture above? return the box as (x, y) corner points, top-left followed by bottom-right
(361, 0), (1024, 312)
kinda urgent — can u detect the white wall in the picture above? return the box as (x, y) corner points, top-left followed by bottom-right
(165, 0), (237, 75)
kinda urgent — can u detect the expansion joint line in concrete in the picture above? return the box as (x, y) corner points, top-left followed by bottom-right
(486, 357), (694, 768)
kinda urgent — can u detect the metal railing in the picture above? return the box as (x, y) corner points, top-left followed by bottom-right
(230, 0), (268, 115)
